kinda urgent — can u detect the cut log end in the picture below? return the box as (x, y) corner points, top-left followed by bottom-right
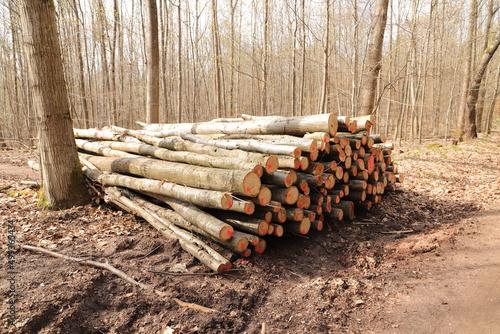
(222, 194), (234, 210)
(254, 239), (267, 254)
(220, 225), (235, 241)
(265, 156), (279, 174)
(243, 172), (262, 197)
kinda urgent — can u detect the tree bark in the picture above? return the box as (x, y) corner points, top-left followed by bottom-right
(464, 27), (500, 139)
(146, 0), (160, 123)
(19, 0), (89, 209)
(358, 0), (389, 116)
(81, 154), (261, 197)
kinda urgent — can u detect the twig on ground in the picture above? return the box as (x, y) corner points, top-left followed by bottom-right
(22, 244), (217, 313)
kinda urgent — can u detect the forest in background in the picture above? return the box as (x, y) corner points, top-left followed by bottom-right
(1, 0), (499, 145)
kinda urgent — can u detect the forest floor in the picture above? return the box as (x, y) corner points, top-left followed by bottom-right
(1, 123), (500, 334)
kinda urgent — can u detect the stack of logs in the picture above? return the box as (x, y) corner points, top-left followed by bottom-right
(74, 113), (402, 272)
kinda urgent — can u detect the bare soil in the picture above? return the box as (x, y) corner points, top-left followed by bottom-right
(1, 128), (500, 333)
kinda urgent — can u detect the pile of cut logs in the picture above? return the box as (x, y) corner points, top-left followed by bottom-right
(75, 113), (402, 272)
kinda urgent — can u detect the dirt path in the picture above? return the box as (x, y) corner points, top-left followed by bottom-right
(371, 204), (500, 334)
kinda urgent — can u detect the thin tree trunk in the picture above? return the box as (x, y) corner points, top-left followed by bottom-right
(457, 0), (478, 139)
(464, 27), (500, 139)
(319, 0), (331, 114)
(475, 0), (494, 133)
(358, 0), (389, 116)
(146, 0), (160, 123)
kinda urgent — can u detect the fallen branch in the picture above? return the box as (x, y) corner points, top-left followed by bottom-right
(22, 244), (217, 313)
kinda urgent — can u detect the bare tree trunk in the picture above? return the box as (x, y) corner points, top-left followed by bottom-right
(70, 0), (90, 128)
(177, 0), (183, 122)
(319, 0), (331, 114)
(19, 0), (89, 208)
(457, 0), (477, 139)
(475, 0), (494, 133)
(261, 0), (269, 116)
(211, 0), (224, 118)
(146, 0), (160, 123)
(485, 61), (500, 134)
(464, 27), (500, 139)
(358, 0), (389, 116)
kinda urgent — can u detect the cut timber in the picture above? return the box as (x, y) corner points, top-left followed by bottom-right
(207, 210), (269, 236)
(247, 186), (272, 206)
(261, 170), (297, 188)
(304, 162), (324, 175)
(81, 154), (261, 197)
(370, 134), (387, 143)
(254, 239), (267, 254)
(332, 200), (355, 220)
(270, 223), (284, 237)
(296, 194), (311, 209)
(285, 206), (304, 221)
(194, 138), (302, 158)
(221, 134), (318, 153)
(312, 220), (324, 231)
(304, 132), (330, 142)
(268, 185), (299, 205)
(325, 207), (344, 222)
(121, 191), (230, 271)
(345, 190), (366, 202)
(96, 140), (264, 176)
(277, 157), (300, 169)
(114, 128), (279, 174)
(285, 217), (311, 235)
(155, 195), (234, 241)
(74, 128), (125, 141)
(82, 166), (232, 210)
(230, 199), (255, 215)
(140, 113), (339, 136)
(303, 209), (316, 221)
(321, 173), (335, 189)
(76, 139), (136, 158)
(295, 172), (323, 187)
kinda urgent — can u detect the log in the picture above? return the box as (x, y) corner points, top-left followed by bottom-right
(114, 128), (279, 174)
(82, 163), (233, 210)
(331, 200), (355, 220)
(220, 134), (319, 153)
(121, 190), (231, 269)
(196, 138), (302, 158)
(285, 217), (311, 235)
(312, 220), (324, 231)
(81, 154), (261, 197)
(285, 206), (304, 221)
(296, 194), (311, 209)
(96, 140), (264, 176)
(254, 239), (267, 254)
(304, 132), (330, 142)
(140, 113), (339, 136)
(76, 139), (137, 158)
(268, 185), (299, 205)
(270, 223), (284, 237)
(207, 210), (269, 236)
(261, 170), (297, 188)
(230, 199), (255, 215)
(155, 195), (234, 241)
(277, 157), (300, 169)
(102, 187), (229, 272)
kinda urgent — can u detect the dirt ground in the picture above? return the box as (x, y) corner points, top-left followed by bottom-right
(1, 125), (499, 334)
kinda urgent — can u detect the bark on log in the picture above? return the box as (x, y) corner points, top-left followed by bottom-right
(82, 162), (233, 210)
(140, 113), (339, 136)
(285, 217), (311, 235)
(81, 154), (261, 197)
(96, 140), (264, 176)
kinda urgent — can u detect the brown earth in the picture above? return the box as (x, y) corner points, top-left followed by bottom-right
(1, 126), (499, 333)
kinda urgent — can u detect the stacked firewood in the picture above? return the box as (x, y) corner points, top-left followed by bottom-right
(74, 113), (402, 272)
